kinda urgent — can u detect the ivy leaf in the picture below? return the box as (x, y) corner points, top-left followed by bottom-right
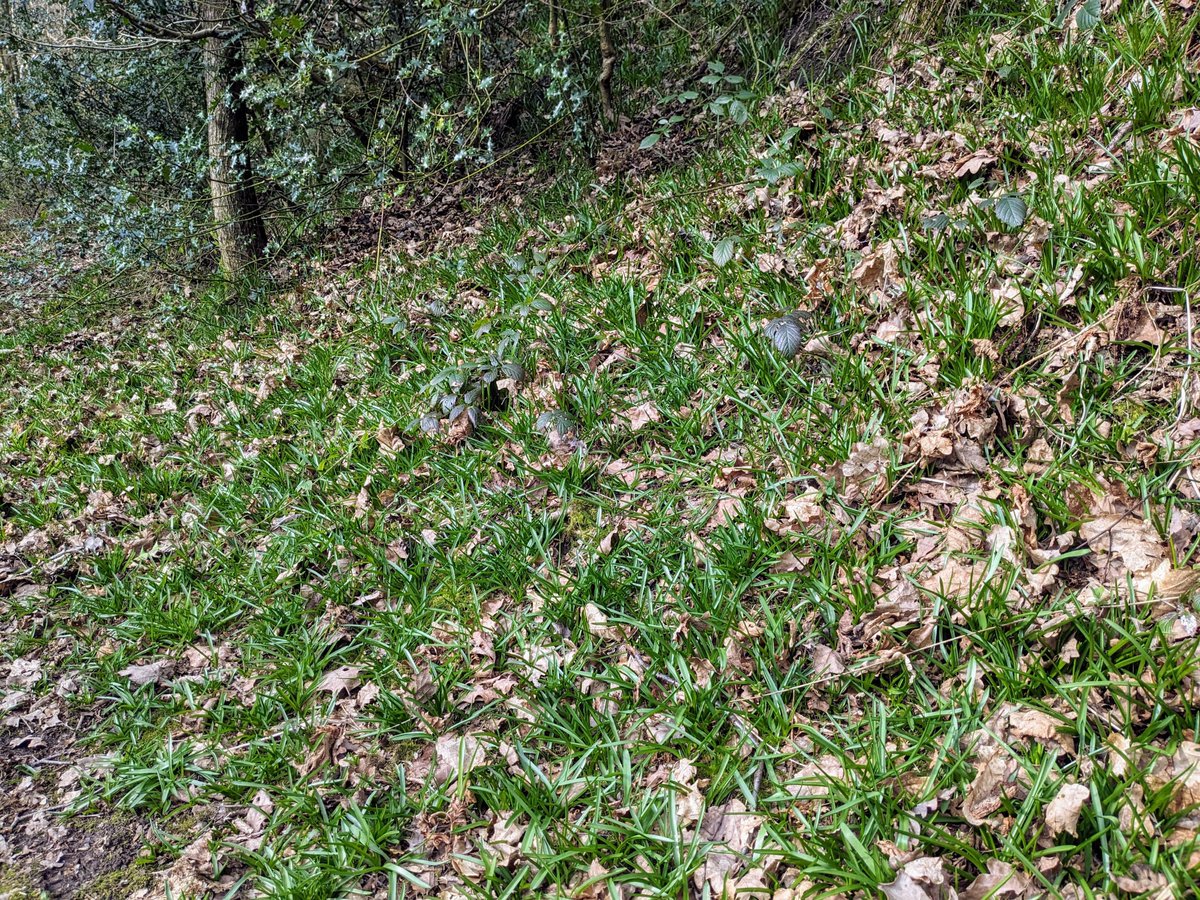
(419, 414), (441, 435)
(1076, 0), (1101, 29)
(765, 314), (808, 357)
(712, 238), (736, 268)
(994, 193), (1028, 230)
(639, 132), (662, 150)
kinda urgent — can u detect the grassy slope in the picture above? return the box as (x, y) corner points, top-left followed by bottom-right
(4, 2), (1200, 897)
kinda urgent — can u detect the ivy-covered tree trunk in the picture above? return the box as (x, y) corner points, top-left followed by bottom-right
(201, 0), (267, 278)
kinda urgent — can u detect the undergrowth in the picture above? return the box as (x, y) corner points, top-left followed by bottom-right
(3, 2), (1200, 898)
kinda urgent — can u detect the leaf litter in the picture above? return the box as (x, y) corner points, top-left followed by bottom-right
(5, 4), (1200, 899)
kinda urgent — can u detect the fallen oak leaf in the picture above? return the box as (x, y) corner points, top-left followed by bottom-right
(961, 860), (1033, 900)
(810, 644), (845, 678)
(771, 550), (808, 573)
(375, 422), (404, 457)
(1148, 741), (1200, 814)
(691, 798), (763, 896)
(1114, 864), (1168, 894)
(963, 747), (1026, 826)
(1080, 512), (1165, 575)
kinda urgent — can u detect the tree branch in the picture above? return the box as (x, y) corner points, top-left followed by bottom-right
(98, 0), (234, 42)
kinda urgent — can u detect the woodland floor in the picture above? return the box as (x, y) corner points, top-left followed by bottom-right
(5, 3), (1200, 898)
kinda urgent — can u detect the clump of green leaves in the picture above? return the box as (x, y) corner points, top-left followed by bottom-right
(640, 61), (760, 149)
(418, 331), (528, 435)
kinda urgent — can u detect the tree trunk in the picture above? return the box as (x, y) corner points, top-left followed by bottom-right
(0, 0), (20, 119)
(201, 0), (267, 278)
(595, 0), (617, 128)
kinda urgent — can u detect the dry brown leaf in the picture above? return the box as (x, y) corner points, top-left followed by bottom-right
(6, 658), (42, 689)
(1080, 513), (1165, 575)
(961, 860), (1033, 900)
(851, 239), (902, 296)
(1044, 781), (1090, 836)
(1114, 864), (1168, 894)
(597, 528), (620, 555)
(297, 722), (352, 777)
(622, 401), (661, 432)
(833, 181), (905, 250)
(486, 813), (527, 867)
(831, 436), (892, 502)
(574, 860), (611, 899)
(317, 665), (361, 696)
(811, 644), (845, 678)
(662, 757), (705, 827)
(691, 798), (763, 896)
(118, 660), (174, 687)
(1107, 733), (1134, 779)
(771, 550), (808, 574)
(952, 149), (998, 179)
(1005, 706), (1074, 756)
(434, 733), (487, 784)
(1148, 741), (1200, 813)
(376, 422), (404, 457)
(708, 495), (745, 530)
(789, 754), (846, 801)
(444, 408), (475, 445)
(1135, 564), (1200, 609)
(963, 747), (1026, 826)
(583, 603), (626, 641)
(229, 789), (274, 852)
(881, 856), (951, 900)
(160, 831), (219, 898)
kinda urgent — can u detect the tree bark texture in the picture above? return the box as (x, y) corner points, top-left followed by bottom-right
(201, 0), (267, 278)
(595, 0), (616, 127)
